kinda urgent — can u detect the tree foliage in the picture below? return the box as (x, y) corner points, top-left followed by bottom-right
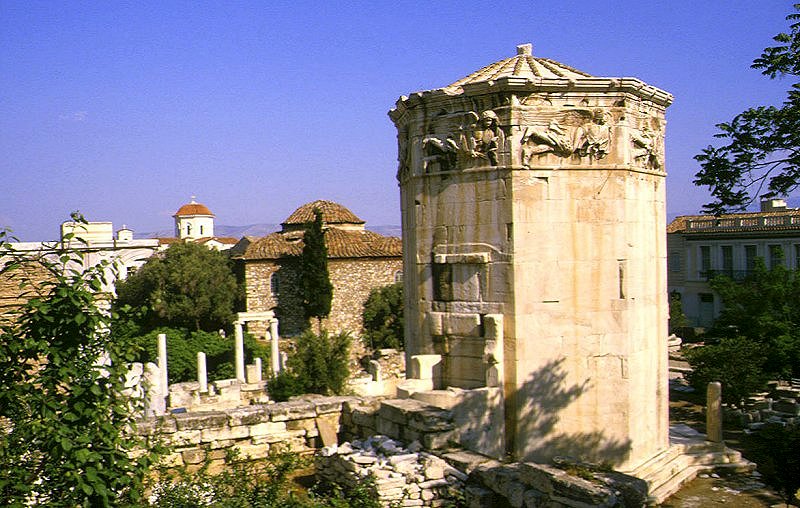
(685, 257), (800, 404)
(148, 446), (380, 508)
(267, 330), (350, 401)
(668, 291), (689, 335)
(0, 223), (159, 506)
(684, 336), (770, 406)
(129, 327), (271, 384)
(115, 241), (239, 332)
(362, 282), (404, 350)
(300, 209), (333, 326)
(694, 4), (800, 213)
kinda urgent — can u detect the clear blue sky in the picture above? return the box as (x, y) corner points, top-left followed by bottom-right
(1, 1), (796, 241)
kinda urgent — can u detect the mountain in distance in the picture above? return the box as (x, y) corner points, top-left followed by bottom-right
(139, 223), (402, 240)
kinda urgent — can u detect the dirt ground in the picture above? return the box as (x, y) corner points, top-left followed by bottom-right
(664, 378), (795, 507)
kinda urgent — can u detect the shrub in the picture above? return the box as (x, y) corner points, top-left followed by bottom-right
(745, 424), (800, 505)
(268, 330), (350, 401)
(362, 282), (404, 350)
(684, 336), (769, 406)
(0, 222), (161, 506)
(148, 446), (381, 507)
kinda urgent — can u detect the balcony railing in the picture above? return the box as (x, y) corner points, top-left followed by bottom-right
(686, 214), (800, 231)
(700, 269), (753, 281)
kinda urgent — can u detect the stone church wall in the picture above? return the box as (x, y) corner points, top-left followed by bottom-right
(244, 257), (402, 337)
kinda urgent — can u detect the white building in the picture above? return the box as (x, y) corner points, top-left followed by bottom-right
(667, 199), (800, 327)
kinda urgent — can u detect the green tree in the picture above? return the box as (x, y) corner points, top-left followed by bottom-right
(362, 282), (404, 350)
(115, 241), (239, 332)
(0, 223), (159, 506)
(708, 257), (800, 379)
(300, 208), (333, 329)
(668, 291), (689, 335)
(694, 4), (800, 213)
(685, 256), (800, 405)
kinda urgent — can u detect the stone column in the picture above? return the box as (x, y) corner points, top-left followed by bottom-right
(197, 352), (208, 393)
(706, 382), (723, 443)
(157, 333), (169, 397)
(269, 319), (280, 375)
(144, 362), (165, 416)
(234, 322), (245, 383)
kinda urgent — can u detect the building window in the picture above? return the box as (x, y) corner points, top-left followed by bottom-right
(669, 252), (681, 273)
(186, 223), (192, 236)
(768, 244), (783, 269)
(269, 272), (279, 296)
(721, 245), (733, 276)
(394, 270), (403, 283)
(200, 225), (204, 235)
(699, 245), (711, 277)
(745, 245), (757, 272)
(795, 244), (800, 270)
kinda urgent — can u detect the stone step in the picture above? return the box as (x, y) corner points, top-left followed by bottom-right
(635, 448), (755, 504)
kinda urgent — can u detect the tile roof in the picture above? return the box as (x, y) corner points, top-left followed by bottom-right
(283, 200), (365, 226)
(447, 43), (592, 88)
(667, 209), (800, 234)
(239, 228), (401, 260)
(174, 202), (214, 217)
(196, 236), (239, 245)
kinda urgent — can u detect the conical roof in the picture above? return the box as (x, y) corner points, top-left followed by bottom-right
(448, 44), (592, 88)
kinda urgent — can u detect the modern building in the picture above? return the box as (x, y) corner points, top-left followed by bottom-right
(0, 221), (160, 319)
(667, 199), (800, 327)
(233, 200), (402, 337)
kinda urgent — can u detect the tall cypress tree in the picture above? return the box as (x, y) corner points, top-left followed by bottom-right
(300, 208), (333, 329)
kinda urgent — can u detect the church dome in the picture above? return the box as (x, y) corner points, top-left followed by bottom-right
(282, 200), (365, 227)
(174, 198), (214, 217)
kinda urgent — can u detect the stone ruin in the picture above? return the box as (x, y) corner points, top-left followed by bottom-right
(390, 42), (672, 469)
(132, 44), (758, 506)
(383, 43), (752, 502)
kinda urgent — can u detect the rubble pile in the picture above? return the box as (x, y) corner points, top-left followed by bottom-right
(316, 435), (466, 507)
(724, 379), (800, 431)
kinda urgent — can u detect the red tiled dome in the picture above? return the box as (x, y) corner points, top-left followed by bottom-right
(174, 200), (214, 217)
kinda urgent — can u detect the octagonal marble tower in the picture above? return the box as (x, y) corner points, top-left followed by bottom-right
(389, 44), (673, 469)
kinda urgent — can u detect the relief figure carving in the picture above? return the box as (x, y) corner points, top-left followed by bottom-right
(631, 119), (664, 170)
(462, 110), (503, 167)
(521, 121), (573, 164)
(422, 109), (505, 172)
(423, 134), (459, 172)
(573, 109), (611, 160)
(519, 108), (613, 167)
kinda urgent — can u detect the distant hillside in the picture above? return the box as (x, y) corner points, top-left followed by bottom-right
(139, 223), (401, 240)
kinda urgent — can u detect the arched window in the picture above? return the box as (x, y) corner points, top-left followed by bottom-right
(270, 272), (280, 296)
(394, 270), (403, 283)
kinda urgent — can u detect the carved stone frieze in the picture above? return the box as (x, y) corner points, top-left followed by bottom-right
(421, 109), (507, 173)
(519, 108), (612, 167)
(630, 117), (664, 171)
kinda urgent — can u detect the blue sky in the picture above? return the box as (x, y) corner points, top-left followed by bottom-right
(1, 1), (796, 241)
